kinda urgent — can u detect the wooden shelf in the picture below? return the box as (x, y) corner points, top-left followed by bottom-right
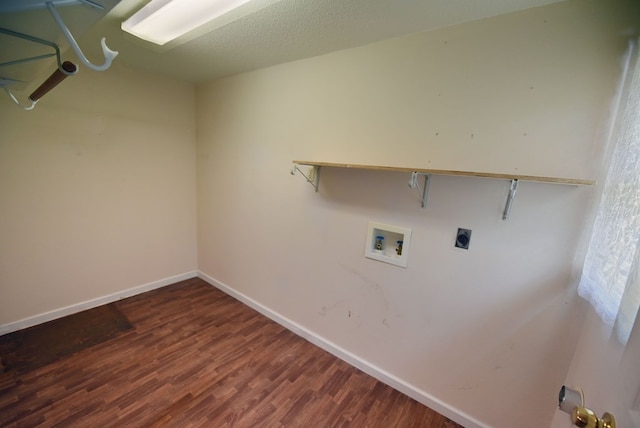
(292, 161), (595, 186)
(291, 160), (596, 221)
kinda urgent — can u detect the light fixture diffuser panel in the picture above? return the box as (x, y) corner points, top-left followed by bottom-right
(122, 0), (254, 45)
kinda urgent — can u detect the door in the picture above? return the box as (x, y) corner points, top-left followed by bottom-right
(551, 304), (640, 427)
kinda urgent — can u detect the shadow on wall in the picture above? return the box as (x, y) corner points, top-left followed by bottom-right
(311, 165), (585, 223)
(405, 271), (582, 423)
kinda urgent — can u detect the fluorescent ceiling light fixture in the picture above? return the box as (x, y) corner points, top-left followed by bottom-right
(122, 0), (254, 45)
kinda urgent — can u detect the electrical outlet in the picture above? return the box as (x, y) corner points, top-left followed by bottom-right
(455, 228), (472, 250)
(307, 166), (315, 182)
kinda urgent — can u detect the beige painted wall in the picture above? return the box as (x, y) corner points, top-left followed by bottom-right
(0, 63), (198, 326)
(196, 1), (637, 426)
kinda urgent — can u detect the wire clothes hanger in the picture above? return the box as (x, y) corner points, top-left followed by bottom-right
(0, 0), (117, 109)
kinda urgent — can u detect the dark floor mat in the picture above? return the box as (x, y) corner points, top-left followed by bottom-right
(0, 303), (133, 373)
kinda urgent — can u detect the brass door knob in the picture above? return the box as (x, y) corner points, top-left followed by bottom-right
(571, 406), (616, 428)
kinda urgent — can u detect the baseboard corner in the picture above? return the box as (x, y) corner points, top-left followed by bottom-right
(0, 271), (198, 336)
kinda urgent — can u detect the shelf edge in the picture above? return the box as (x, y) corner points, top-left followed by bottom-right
(292, 161), (595, 186)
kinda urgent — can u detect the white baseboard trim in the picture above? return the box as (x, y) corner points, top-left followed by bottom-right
(0, 271), (198, 336)
(197, 271), (486, 428)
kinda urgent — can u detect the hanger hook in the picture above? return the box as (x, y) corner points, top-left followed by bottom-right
(46, 1), (118, 72)
(2, 86), (37, 110)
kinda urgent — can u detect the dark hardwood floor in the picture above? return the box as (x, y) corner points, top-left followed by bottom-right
(0, 277), (462, 427)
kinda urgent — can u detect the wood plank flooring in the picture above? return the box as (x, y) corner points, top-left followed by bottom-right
(0, 277), (463, 427)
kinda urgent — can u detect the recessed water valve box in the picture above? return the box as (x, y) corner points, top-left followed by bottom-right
(365, 221), (412, 268)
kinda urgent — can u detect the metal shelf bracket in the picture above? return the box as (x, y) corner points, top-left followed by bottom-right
(291, 164), (320, 192)
(502, 179), (519, 221)
(409, 172), (431, 208)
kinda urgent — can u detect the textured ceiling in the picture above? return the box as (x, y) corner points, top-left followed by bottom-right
(2, 0), (568, 87)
